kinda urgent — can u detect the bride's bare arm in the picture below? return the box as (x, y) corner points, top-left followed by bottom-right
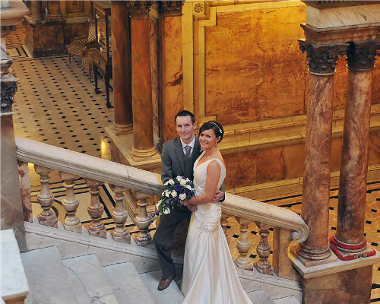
(186, 160), (221, 206)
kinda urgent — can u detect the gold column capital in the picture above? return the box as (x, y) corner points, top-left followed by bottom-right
(346, 40), (379, 72)
(298, 39), (349, 75)
(158, 0), (184, 16)
(127, 1), (154, 18)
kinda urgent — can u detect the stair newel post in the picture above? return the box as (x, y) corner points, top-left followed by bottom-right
(235, 217), (253, 270)
(254, 222), (274, 275)
(220, 213), (231, 244)
(110, 185), (131, 243)
(133, 191), (152, 247)
(34, 165), (58, 227)
(60, 172), (81, 233)
(85, 178), (107, 238)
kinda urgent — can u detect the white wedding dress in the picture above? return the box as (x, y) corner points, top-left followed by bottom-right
(181, 153), (253, 304)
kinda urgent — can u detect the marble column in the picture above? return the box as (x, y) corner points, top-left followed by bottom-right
(28, 0), (44, 22)
(1, 16), (28, 251)
(111, 1), (133, 135)
(127, 1), (157, 160)
(296, 41), (348, 263)
(158, 1), (184, 143)
(332, 41), (378, 259)
(46, 0), (62, 21)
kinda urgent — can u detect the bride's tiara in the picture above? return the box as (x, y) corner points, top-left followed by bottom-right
(211, 121), (223, 135)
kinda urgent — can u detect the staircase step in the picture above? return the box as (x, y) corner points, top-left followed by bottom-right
(140, 270), (184, 304)
(246, 289), (276, 304)
(273, 296), (301, 304)
(102, 262), (154, 304)
(21, 246), (79, 304)
(62, 254), (118, 304)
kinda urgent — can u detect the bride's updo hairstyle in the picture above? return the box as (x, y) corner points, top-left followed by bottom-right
(199, 121), (224, 143)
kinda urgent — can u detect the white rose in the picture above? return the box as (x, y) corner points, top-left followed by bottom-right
(176, 176), (182, 181)
(179, 193), (186, 201)
(186, 185), (193, 190)
(165, 191), (170, 198)
(180, 179), (186, 186)
(164, 180), (170, 186)
(168, 179), (175, 185)
(185, 178), (190, 182)
(171, 190), (177, 198)
(163, 208), (170, 214)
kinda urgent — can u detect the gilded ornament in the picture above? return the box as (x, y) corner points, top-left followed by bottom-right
(194, 2), (204, 13)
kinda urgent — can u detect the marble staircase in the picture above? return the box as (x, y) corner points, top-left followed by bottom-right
(1, 228), (301, 304)
(20, 245), (300, 304)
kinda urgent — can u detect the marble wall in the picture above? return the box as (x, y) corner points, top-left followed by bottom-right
(156, 1), (380, 198)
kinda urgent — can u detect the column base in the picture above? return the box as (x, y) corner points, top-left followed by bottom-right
(112, 123), (133, 136)
(330, 236), (376, 261)
(291, 246), (337, 267)
(295, 243), (332, 264)
(105, 126), (161, 172)
(131, 146), (158, 162)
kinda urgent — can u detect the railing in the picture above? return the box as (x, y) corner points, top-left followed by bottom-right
(301, 0), (380, 9)
(16, 137), (308, 280)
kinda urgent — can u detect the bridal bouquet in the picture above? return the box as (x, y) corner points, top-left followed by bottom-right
(152, 176), (195, 218)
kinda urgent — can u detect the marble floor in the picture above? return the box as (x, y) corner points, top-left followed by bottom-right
(6, 26), (380, 302)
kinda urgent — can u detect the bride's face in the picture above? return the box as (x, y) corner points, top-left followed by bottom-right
(199, 129), (220, 150)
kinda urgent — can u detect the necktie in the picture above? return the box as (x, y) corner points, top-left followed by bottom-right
(184, 145), (192, 160)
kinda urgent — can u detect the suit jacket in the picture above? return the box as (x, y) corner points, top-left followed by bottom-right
(161, 137), (202, 184)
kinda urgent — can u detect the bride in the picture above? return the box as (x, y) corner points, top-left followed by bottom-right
(181, 121), (253, 304)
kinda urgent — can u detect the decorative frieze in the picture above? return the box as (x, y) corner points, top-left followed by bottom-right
(1, 78), (17, 114)
(158, 0), (184, 16)
(127, 1), (153, 18)
(346, 41), (378, 71)
(298, 40), (348, 75)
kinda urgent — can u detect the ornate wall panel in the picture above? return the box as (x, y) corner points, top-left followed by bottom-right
(177, 1), (380, 198)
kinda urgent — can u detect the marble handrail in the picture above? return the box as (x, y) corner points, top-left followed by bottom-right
(222, 193), (309, 243)
(15, 137), (164, 195)
(15, 137), (309, 243)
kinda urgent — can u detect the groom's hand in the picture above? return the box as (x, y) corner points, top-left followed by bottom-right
(213, 190), (225, 203)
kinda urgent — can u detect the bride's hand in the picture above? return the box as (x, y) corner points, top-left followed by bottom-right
(187, 204), (198, 212)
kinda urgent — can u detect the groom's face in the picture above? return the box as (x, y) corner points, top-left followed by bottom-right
(176, 115), (197, 144)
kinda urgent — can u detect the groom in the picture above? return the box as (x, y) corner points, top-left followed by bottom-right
(153, 110), (223, 291)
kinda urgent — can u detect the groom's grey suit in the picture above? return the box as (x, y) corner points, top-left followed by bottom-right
(153, 136), (202, 280)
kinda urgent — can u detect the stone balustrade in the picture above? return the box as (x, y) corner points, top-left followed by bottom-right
(15, 137), (308, 279)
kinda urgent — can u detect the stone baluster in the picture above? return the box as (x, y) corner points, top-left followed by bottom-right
(254, 222), (274, 275)
(220, 213), (231, 244)
(133, 191), (152, 247)
(34, 165), (57, 228)
(18, 161), (33, 222)
(235, 217), (253, 270)
(110, 185), (131, 243)
(60, 172), (81, 233)
(85, 178), (107, 238)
